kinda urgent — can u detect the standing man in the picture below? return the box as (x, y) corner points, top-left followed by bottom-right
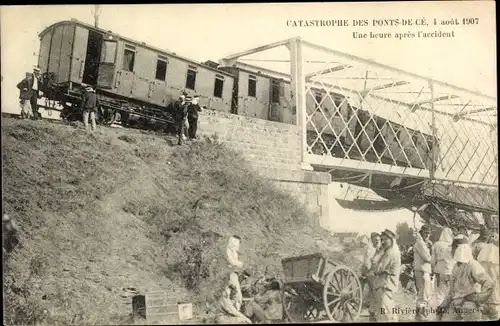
(361, 232), (382, 321)
(81, 85), (98, 132)
(183, 95), (192, 139)
(472, 225), (490, 260)
(476, 231), (500, 320)
(173, 94), (188, 145)
(414, 224), (433, 321)
(16, 72), (34, 119)
(187, 95), (203, 141)
(373, 229), (401, 322)
(432, 227), (456, 306)
(226, 235), (244, 312)
(31, 66), (42, 120)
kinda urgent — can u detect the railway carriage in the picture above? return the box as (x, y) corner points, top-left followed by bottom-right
(37, 19), (234, 127)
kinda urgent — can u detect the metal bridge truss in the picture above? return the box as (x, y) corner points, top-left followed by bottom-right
(220, 37), (498, 212)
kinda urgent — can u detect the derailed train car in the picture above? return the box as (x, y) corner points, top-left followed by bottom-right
(37, 19), (234, 128)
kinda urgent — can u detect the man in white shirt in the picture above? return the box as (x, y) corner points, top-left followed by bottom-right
(414, 224), (433, 321)
(31, 66), (42, 120)
(226, 235), (244, 311)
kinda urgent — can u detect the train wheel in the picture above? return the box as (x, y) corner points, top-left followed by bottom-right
(98, 106), (118, 126)
(323, 266), (363, 322)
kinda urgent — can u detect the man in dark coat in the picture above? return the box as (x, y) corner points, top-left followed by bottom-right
(80, 85), (98, 131)
(172, 93), (188, 145)
(187, 95), (203, 141)
(16, 72), (34, 119)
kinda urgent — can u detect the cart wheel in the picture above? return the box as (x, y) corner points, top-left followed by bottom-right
(303, 304), (321, 321)
(323, 265), (363, 322)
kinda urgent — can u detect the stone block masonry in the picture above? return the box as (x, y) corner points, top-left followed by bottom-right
(198, 110), (331, 227)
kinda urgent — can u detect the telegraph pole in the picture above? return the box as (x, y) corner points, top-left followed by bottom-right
(92, 5), (101, 28)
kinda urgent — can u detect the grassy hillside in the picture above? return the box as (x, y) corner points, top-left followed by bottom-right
(2, 118), (361, 325)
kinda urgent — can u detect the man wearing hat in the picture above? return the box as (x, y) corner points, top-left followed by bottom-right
(476, 230), (500, 320)
(413, 224), (433, 320)
(431, 227), (455, 307)
(80, 85), (98, 131)
(472, 225), (490, 260)
(437, 236), (497, 321)
(31, 66), (42, 120)
(183, 95), (192, 139)
(361, 232), (383, 321)
(172, 93), (188, 145)
(372, 229), (401, 322)
(16, 72), (35, 119)
(186, 95), (203, 141)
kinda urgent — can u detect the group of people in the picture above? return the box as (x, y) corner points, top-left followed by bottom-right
(16, 66), (43, 120)
(216, 235), (282, 324)
(362, 224), (500, 322)
(16, 67), (205, 139)
(361, 229), (401, 322)
(170, 93), (204, 145)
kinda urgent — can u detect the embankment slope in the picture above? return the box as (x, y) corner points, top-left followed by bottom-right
(2, 118), (361, 325)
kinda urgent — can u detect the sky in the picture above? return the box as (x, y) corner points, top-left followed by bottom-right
(1, 2), (496, 113)
(1, 3), (496, 234)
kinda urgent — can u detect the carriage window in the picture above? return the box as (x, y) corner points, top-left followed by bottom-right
(100, 41), (117, 64)
(214, 75), (224, 98)
(155, 56), (168, 81)
(123, 45), (135, 72)
(186, 66), (197, 90)
(271, 81), (280, 104)
(395, 128), (402, 139)
(248, 75), (257, 97)
(334, 96), (343, 109)
(315, 93), (323, 106)
(412, 134), (419, 146)
(333, 96), (344, 116)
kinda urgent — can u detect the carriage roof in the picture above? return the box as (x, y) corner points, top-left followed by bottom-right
(38, 19), (234, 78)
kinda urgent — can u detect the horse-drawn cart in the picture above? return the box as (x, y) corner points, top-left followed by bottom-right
(281, 253), (363, 323)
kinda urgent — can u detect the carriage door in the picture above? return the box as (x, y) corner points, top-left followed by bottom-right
(97, 38), (118, 89)
(269, 79), (282, 122)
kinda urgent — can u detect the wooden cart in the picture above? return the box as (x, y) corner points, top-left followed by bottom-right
(281, 253), (363, 323)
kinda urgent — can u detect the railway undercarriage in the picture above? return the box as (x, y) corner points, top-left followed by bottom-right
(39, 74), (177, 133)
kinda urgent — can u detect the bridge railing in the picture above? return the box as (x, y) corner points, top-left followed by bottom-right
(220, 37), (498, 189)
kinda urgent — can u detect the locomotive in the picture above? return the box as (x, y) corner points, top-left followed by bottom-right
(36, 19), (437, 170)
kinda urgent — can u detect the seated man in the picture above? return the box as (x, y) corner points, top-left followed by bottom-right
(216, 282), (252, 324)
(243, 279), (282, 323)
(437, 237), (496, 321)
